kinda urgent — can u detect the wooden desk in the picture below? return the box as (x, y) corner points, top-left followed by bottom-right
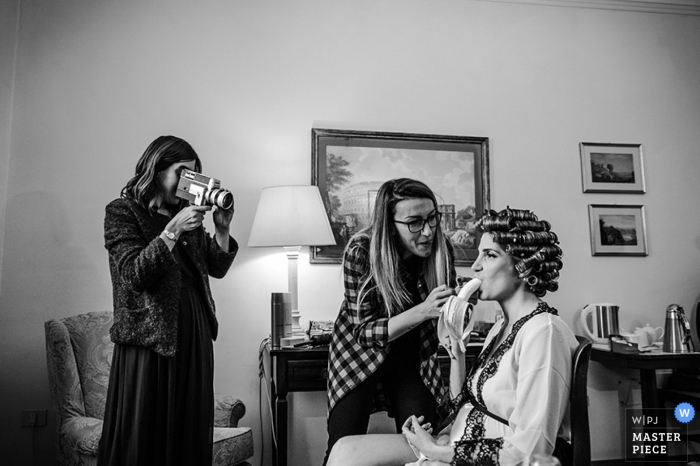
(261, 342), (483, 466)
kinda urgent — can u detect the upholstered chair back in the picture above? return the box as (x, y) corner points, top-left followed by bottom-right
(45, 311), (114, 466)
(60, 312), (113, 419)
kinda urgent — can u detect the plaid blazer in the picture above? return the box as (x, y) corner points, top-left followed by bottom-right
(327, 234), (456, 415)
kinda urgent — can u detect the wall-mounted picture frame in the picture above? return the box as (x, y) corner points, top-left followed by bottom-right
(311, 128), (490, 266)
(579, 142), (645, 193)
(588, 204), (648, 256)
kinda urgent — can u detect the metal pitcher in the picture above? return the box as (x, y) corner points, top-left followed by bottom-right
(663, 304), (695, 353)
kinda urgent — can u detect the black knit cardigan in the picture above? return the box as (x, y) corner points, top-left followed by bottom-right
(104, 197), (238, 357)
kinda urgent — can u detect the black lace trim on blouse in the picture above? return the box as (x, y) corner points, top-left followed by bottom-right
(470, 302), (557, 405)
(448, 302), (558, 466)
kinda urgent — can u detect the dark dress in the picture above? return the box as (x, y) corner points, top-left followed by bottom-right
(98, 244), (214, 466)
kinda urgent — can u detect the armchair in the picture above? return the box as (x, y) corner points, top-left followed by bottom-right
(45, 311), (253, 466)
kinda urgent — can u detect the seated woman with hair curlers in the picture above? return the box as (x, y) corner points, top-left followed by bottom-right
(326, 207), (578, 466)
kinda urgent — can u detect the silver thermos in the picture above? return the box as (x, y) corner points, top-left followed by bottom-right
(662, 304), (695, 353)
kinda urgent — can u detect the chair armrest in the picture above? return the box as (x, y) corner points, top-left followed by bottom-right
(61, 416), (103, 455)
(214, 395), (246, 427)
(45, 320), (87, 423)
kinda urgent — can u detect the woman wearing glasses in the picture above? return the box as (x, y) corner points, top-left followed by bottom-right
(323, 178), (458, 465)
(326, 208), (575, 466)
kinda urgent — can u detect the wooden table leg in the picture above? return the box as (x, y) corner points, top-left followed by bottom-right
(639, 368), (660, 410)
(639, 368), (673, 465)
(275, 390), (288, 466)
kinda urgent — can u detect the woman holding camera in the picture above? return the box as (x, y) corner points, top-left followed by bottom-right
(98, 135), (237, 466)
(323, 178), (458, 465)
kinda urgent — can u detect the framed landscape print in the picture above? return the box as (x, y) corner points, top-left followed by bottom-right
(580, 143), (645, 193)
(588, 204), (648, 256)
(311, 128), (490, 266)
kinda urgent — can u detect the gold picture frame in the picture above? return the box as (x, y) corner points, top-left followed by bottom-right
(311, 128), (490, 266)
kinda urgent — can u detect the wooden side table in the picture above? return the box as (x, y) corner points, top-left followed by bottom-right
(261, 341), (483, 466)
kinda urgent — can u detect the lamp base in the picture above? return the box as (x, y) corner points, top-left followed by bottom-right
(280, 335), (307, 347)
(291, 309), (306, 337)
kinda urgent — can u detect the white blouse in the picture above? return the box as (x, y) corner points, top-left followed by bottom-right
(449, 311), (579, 465)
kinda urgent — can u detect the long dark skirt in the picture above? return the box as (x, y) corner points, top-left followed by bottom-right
(97, 285), (214, 466)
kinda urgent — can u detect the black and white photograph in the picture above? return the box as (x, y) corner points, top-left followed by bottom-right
(580, 143), (645, 193)
(588, 204), (648, 256)
(3, 2), (700, 466)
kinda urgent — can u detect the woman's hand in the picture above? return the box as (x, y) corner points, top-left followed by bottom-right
(420, 285), (455, 319)
(402, 415), (437, 455)
(448, 333), (467, 355)
(388, 285), (454, 341)
(168, 205), (211, 236)
(213, 204), (233, 253)
(213, 204), (234, 231)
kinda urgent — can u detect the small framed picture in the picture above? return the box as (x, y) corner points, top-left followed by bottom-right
(588, 204), (648, 256)
(579, 143), (645, 193)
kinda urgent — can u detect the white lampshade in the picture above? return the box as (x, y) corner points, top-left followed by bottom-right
(249, 186), (336, 342)
(248, 186), (336, 247)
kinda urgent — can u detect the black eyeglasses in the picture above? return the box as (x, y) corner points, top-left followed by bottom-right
(394, 212), (442, 233)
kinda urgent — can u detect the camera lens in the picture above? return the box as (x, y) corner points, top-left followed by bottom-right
(206, 189), (233, 210)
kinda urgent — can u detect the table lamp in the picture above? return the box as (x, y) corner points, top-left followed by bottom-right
(248, 186), (336, 343)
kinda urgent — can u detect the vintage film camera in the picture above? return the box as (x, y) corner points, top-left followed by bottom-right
(176, 169), (233, 209)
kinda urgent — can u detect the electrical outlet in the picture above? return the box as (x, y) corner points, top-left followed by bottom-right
(21, 410), (47, 427)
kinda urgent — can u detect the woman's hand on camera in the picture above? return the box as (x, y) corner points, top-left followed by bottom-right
(420, 285), (454, 319)
(170, 205), (211, 235)
(213, 204), (234, 231)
